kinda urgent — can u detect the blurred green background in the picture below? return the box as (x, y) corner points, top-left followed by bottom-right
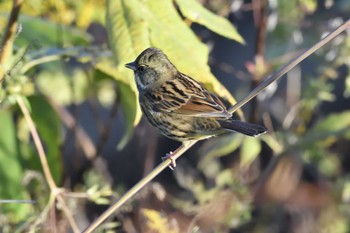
(0, 0), (350, 232)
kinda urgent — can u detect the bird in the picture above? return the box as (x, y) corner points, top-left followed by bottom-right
(125, 47), (266, 168)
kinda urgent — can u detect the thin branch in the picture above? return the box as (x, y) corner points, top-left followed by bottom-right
(0, 0), (23, 81)
(250, 0), (267, 122)
(56, 194), (80, 232)
(16, 95), (80, 233)
(82, 19), (350, 233)
(16, 96), (57, 190)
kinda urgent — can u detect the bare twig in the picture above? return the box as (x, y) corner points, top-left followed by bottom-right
(82, 19), (350, 233)
(250, 0), (267, 122)
(0, 0), (23, 81)
(16, 96), (80, 233)
(16, 96), (57, 190)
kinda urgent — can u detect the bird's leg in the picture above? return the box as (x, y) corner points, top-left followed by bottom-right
(161, 141), (193, 170)
(162, 151), (176, 170)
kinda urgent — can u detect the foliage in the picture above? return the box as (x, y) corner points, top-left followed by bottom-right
(0, 0), (349, 232)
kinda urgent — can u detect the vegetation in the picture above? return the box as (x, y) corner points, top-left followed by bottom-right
(0, 0), (349, 232)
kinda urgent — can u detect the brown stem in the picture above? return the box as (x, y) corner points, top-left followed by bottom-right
(0, 0), (23, 81)
(16, 96), (57, 191)
(250, 0), (267, 123)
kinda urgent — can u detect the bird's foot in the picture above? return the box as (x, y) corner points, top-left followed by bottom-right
(162, 151), (176, 170)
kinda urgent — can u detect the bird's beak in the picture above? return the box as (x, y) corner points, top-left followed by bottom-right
(125, 62), (137, 71)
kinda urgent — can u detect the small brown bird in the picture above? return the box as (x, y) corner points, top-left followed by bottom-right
(126, 48), (266, 167)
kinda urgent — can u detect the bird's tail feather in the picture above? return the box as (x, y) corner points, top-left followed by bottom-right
(220, 120), (267, 137)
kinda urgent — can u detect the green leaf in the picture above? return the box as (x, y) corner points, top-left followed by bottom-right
(312, 111), (350, 132)
(198, 134), (243, 178)
(175, 0), (244, 43)
(28, 95), (62, 183)
(105, 0), (148, 149)
(36, 67), (89, 105)
(344, 74), (350, 98)
(199, 134), (243, 160)
(299, 111), (350, 146)
(299, 0), (317, 13)
(0, 110), (33, 221)
(16, 15), (91, 47)
(240, 137), (261, 167)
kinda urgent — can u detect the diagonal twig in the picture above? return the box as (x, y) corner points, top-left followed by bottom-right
(82, 19), (350, 233)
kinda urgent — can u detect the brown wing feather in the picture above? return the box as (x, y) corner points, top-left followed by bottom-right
(146, 73), (231, 118)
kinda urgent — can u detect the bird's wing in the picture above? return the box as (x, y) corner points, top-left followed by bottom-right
(146, 73), (231, 118)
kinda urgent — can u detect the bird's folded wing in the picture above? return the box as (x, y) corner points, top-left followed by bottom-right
(146, 77), (231, 118)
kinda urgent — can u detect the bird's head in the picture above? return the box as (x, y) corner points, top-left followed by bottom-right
(125, 47), (177, 90)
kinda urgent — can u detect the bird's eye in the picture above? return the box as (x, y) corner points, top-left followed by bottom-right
(138, 65), (146, 72)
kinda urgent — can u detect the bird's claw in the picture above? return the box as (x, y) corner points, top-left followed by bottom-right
(162, 151), (176, 170)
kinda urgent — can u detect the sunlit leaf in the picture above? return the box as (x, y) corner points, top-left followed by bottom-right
(240, 137), (261, 167)
(299, 0), (317, 13)
(141, 208), (178, 233)
(312, 111), (350, 132)
(175, 0), (244, 43)
(15, 15), (91, 47)
(105, 0), (149, 149)
(301, 111), (350, 146)
(0, 110), (33, 221)
(36, 67), (89, 105)
(198, 134), (243, 173)
(344, 74), (350, 98)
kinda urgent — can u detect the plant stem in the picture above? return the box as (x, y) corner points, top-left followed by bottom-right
(0, 0), (24, 82)
(250, 0), (267, 123)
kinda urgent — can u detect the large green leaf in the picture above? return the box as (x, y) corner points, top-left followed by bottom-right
(105, 0), (149, 149)
(0, 110), (33, 221)
(175, 0), (244, 43)
(28, 95), (62, 183)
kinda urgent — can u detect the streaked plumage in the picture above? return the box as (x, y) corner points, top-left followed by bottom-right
(126, 47), (266, 143)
